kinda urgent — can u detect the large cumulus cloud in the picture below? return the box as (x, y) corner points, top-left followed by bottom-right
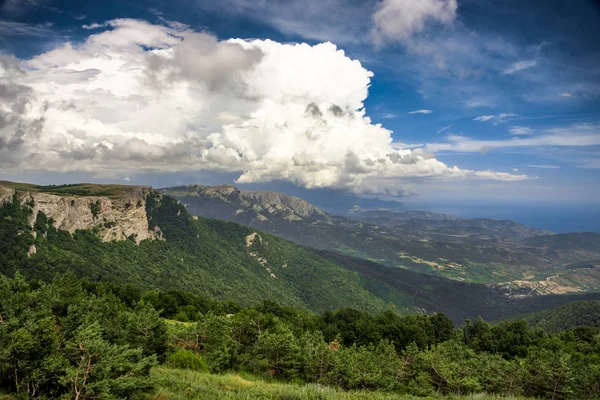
(0, 19), (526, 194)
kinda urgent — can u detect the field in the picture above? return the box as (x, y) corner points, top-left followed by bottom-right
(151, 368), (527, 400)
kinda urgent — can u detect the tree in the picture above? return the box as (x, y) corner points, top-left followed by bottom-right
(194, 312), (239, 372)
(521, 348), (574, 400)
(62, 322), (157, 400)
(0, 316), (67, 398)
(248, 322), (300, 378)
(300, 330), (335, 382)
(329, 340), (401, 391)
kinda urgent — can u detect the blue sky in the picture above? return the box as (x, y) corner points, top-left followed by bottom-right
(0, 0), (599, 229)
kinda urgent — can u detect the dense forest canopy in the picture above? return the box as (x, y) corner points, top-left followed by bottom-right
(1, 273), (600, 399)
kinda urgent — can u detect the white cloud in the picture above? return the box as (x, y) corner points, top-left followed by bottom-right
(427, 124), (600, 153)
(473, 113), (515, 123)
(408, 109), (433, 114)
(380, 113), (397, 119)
(0, 19), (527, 195)
(497, 113), (515, 119)
(502, 60), (537, 75)
(509, 126), (533, 135)
(82, 23), (104, 29)
(559, 92), (573, 98)
(371, 0), (458, 45)
(0, 20), (54, 37)
(527, 165), (559, 169)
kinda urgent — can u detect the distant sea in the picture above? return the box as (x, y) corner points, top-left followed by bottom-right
(403, 202), (600, 233)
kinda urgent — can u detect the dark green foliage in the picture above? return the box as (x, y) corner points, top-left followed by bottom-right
(517, 300), (600, 332)
(166, 350), (209, 372)
(2, 273), (600, 399)
(89, 200), (101, 218)
(0, 274), (159, 399)
(247, 323), (301, 378)
(61, 322), (157, 399)
(464, 318), (538, 359)
(3, 190), (600, 398)
(318, 308), (453, 350)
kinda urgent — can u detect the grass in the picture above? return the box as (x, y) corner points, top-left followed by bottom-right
(150, 367), (528, 400)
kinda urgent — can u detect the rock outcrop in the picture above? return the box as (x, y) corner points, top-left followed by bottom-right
(0, 183), (157, 243)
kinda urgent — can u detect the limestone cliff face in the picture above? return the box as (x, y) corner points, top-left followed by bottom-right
(242, 191), (328, 221)
(0, 186), (15, 207)
(0, 184), (157, 243)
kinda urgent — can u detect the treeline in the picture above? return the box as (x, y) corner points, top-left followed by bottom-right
(519, 300), (600, 332)
(1, 274), (600, 399)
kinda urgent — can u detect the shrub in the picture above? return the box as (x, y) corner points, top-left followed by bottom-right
(166, 350), (209, 372)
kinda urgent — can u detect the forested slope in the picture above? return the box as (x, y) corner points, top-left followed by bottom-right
(1, 190), (407, 314)
(2, 182), (599, 323)
(515, 300), (600, 332)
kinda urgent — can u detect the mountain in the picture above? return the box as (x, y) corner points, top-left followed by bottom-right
(0, 181), (401, 314)
(3, 180), (599, 323)
(163, 184), (329, 224)
(161, 184), (600, 295)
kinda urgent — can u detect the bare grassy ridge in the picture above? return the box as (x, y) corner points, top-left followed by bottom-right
(151, 367), (528, 400)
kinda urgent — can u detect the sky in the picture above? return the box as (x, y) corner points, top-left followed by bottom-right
(0, 0), (599, 230)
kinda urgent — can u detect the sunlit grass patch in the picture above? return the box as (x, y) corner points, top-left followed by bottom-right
(150, 367), (529, 400)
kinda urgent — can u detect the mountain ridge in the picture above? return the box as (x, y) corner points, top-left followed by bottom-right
(161, 184), (600, 296)
(4, 180), (600, 323)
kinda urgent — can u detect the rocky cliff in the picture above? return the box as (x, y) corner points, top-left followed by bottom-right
(162, 184), (329, 223)
(0, 183), (158, 243)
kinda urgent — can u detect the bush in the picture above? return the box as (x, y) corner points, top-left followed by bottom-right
(166, 350), (209, 372)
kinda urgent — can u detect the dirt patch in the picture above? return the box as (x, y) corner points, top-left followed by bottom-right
(245, 232), (262, 247)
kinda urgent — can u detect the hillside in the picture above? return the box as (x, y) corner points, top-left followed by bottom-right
(3, 181), (600, 323)
(0, 182), (403, 314)
(350, 209), (552, 240)
(161, 185), (600, 295)
(515, 300), (600, 332)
